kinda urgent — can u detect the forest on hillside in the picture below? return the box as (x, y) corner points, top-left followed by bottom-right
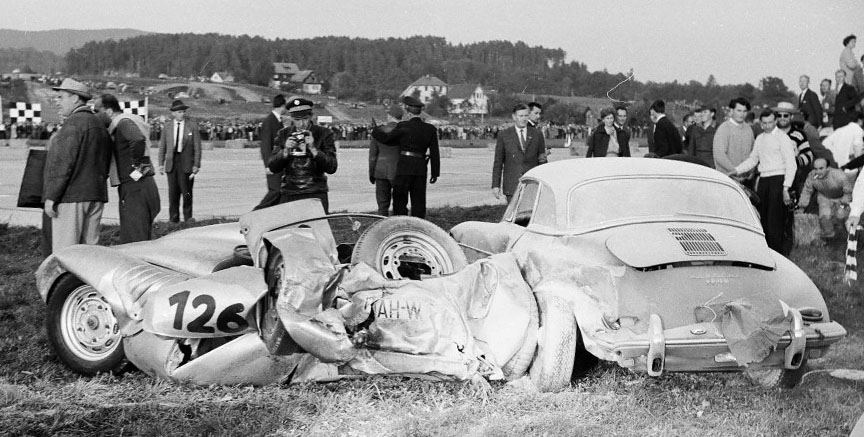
(63, 33), (795, 111)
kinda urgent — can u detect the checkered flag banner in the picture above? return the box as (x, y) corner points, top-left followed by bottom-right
(120, 97), (148, 122)
(8, 102), (41, 124)
(845, 220), (859, 285)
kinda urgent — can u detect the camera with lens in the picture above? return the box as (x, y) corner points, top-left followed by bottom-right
(286, 130), (311, 156)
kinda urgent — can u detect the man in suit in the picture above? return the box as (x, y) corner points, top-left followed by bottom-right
(614, 105), (631, 150)
(797, 75), (823, 127)
(527, 102), (543, 129)
(158, 99), (201, 223)
(834, 69), (860, 129)
(491, 103), (548, 203)
(820, 78), (837, 122)
(648, 99), (683, 157)
(370, 96), (440, 218)
(96, 93), (160, 243)
(253, 94), (286, 210)
(368, 104), (403, 215)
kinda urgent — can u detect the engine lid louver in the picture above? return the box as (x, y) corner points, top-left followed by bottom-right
(667, 227), (727, 256)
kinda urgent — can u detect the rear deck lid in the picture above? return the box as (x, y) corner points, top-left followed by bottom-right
(605, 223), (775, 270)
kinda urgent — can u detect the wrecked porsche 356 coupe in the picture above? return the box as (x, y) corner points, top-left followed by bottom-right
(35, 199), (545, 387)
(450, 158), (846, 389)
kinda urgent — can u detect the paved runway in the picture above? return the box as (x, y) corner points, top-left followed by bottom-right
(0, 145), (591, 228)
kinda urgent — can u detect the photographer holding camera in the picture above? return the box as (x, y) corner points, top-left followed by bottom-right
(267, 97), (338, 212)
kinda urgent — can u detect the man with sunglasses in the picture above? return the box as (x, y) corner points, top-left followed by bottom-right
(267, 97), (338, 212)
(774, 102), (814, 253)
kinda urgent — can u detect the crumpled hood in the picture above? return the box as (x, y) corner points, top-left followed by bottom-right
(605, 222), (774, 270)
(113, 223), (246, 276)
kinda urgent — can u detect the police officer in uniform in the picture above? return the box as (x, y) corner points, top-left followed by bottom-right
(267, 97), (338, 212)
(371, 96), (440, 219)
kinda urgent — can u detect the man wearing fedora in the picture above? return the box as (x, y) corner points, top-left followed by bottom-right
(43, 78), (112, 251)
(267, 97), (338, 212)
(158, 99), (202, 223)
(370, 96), (440, 219)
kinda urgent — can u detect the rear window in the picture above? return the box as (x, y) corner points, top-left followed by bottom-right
(567, 178), (758, 228)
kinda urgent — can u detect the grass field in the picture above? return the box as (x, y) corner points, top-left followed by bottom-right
(1, 206), (863, 436)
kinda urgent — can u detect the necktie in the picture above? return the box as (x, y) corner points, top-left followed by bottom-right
(519, 129), (526, 151)
(175, 122), (182, 153)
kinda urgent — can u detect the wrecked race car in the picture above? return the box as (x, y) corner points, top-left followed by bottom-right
(451, 158), (847, 389)
(34, 199), (542, 387)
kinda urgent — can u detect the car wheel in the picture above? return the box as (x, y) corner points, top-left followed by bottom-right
(351, 216), (468, 279)
(262, 248), (301, 355)
(46, 275), (128, 375)
(501, 285), (539, 379)
(744, 357), (808, 389)
(528, 293), (576, 392)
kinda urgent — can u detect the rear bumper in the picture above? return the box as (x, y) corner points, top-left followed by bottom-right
(594, 317), (846, 374)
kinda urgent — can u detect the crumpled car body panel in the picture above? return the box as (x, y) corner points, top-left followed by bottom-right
(34, 200), (532, 386)
(450, 159), (846, 376)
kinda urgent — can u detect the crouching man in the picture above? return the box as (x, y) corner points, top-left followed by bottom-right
(797, 158), (852, 240)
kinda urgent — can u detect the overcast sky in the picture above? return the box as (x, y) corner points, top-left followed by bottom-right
(4, 0), (863, 90)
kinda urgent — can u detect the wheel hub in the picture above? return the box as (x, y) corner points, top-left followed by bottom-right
(61, 285), (121, 359)
(379, 234), (452, 279)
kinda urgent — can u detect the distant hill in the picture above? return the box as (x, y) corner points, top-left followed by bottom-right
(0, 28), (152, 55)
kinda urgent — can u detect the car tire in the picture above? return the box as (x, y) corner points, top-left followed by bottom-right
(351, 216), (468, 279)
(528, 293), (577, 392)
(744, 357), (809, 389)
(501, 285), (539, 379)
(46, 275), (129, 376)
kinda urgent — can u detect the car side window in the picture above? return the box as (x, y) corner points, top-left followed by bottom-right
(512, 181), (539, 227)
(532, 183), (556, 227)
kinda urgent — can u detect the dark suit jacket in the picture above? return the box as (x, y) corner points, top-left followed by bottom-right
(798, 89), (823, 127)
(649, 116), (682, 157)
(491, 125), (547, 195)
(586, 126), (631, 157)
(259, 112), (283, 190)
(369, 121), (400, 182)
(158, 120), (202, 174)
(834, 83), (860, 129)
(371, 116), (440, 178)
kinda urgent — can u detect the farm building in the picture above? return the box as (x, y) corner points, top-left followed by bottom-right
(447, 83), (488, 115)
(401, 75), (449, 105)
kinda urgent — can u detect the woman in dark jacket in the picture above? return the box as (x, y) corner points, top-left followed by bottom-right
(586, 107), (631, 157)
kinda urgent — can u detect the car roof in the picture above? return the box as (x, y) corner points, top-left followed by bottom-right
(523, 158), (732, 188)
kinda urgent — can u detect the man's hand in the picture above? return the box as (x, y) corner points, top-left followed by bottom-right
(491, 187), (501, 200)
(266, 167), (273, 176)
(782, 188), (792, 206)
(44, 199), (57, 218)
(429, 177), (437, 184)
(370, 176), (376, 185)
(192, 166), (199, 174)
(304, 135), (318, 157)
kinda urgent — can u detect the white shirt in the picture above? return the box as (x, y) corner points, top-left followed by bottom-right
(735, 127), (797, 188)
(823, 122), (864, 169)
(174, 120), (185, 152)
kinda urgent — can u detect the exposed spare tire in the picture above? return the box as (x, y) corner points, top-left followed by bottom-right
(351, 216), (468, 280)
(529, 293), (576, 392)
